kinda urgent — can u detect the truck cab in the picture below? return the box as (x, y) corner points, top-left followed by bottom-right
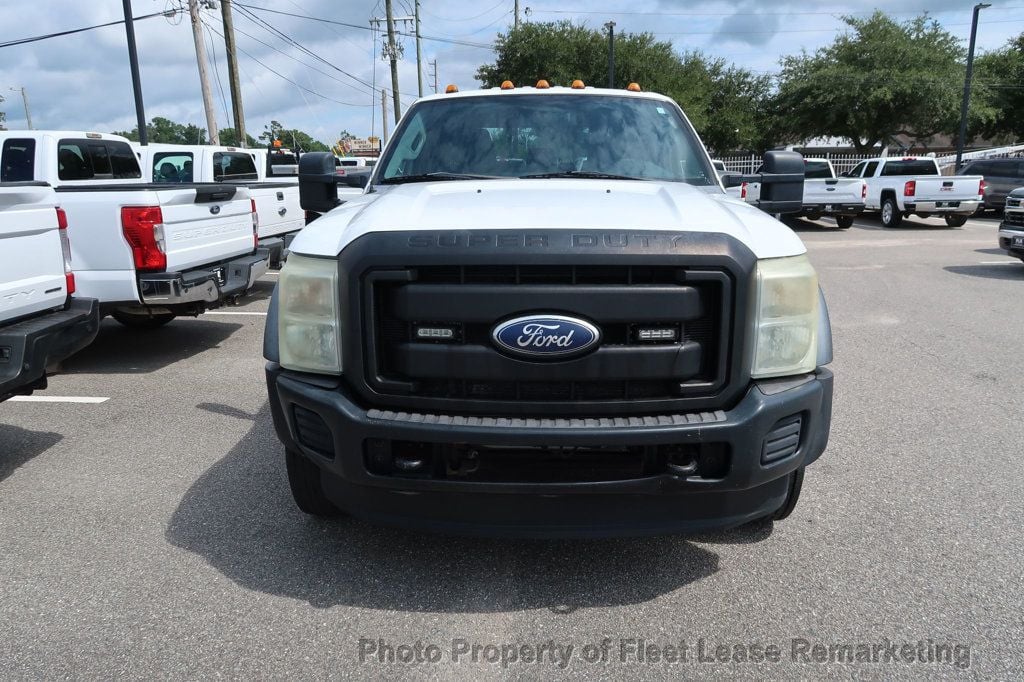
(266, 84), (833, 537)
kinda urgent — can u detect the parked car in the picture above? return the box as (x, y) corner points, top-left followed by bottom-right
(844, 156), (983, 227)
(335, 156), (378, 169)
(135, 143), (302, 268)
(997, 188), (1024, 262)
(0, 181), (99, 402)
(267, 84), (833, 537)
(0, 131), (269, 329)
(743, 158), (865, 228)
(958, 157), (1024, 212)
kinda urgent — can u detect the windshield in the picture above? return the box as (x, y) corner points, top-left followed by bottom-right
(378, 94), (715, 185)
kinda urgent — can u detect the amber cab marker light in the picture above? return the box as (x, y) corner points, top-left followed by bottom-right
(571, 79), (585, 89)
(535, 79), (550, 89)
(500, 80), (515, 90)
(627, 82), (642, 92)
(445, 84), (459, 93)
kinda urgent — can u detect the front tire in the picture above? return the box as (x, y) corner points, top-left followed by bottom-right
(834, 215), (855, 229)
(945, 214), (968, 228)
(880, 196), (902, 228)
(285, 448), (342, 517)
(111, 310), (176, 329)
(772, 467), (804, 520)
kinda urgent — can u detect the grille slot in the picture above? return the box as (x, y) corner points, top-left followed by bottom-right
(293, 405), (335, 459)
(761, 415), (802, 464)
(1003, 211), (1024, 226)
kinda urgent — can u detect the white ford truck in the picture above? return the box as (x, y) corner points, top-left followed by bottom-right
(135, 143), (302, 268)
(846, 156), (984, 228)
(265, 85), (834, 537)
(742, 158), (865, 228)
(0, 182), (99, 401)
(998, 188), (1024, 261)
(0, 131), (269, 329)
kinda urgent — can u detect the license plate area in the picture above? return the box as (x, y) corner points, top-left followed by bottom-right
(1012, 235), (1024, 248)
(212, 266), (226, 286)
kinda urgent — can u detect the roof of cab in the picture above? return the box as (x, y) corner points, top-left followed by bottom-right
(415, 85), (676, 106)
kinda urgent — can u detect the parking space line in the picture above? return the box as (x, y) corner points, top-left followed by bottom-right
(979, 260), (1018, 265)
(8, 396), (109, 404)
(205, 311), (269, 316)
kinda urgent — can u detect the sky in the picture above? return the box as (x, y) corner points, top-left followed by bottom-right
(2, 0), (1024, 147)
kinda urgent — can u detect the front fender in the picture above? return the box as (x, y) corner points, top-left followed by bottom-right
(817, 286), (833, 367)
(263, 284), (280, 362)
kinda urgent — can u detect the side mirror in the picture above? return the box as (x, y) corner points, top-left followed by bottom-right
(756, 151), (804, 214)
(298, 152), (340, 214)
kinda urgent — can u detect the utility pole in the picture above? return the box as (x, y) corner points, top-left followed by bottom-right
(121, 0), (148, 144)
(415, 0), (424, 97)
(605, 22), (615, 88)
(385, 0), (402, 122)
(220, 0), (246, 147)
(9, 87), (32, 130)
(429, 60), (438, 94)
(381, 89), (389, 145)
(188, 0), (219, 145)
(956, 3), (991, 170)
(514, 0), (520, 29)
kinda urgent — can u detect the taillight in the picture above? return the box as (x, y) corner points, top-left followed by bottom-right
(251, 198), (259, 249)
(56, 207), (75, 296)
(979, 179), (986, 198)
(904, 180), (916, 197)
(861, 182), (867, 200)
(121, 206), (167, 272)
(740, 182), (748, 199)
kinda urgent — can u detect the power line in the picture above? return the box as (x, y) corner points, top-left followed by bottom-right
(421, 0), (508, 23)
(0, 9), (180, 49)
(531, 6), (1024, 17)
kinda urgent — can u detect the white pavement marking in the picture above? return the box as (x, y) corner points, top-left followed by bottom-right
(263, 271), (280, 276)
(8, 396), (109, 404)
(979, 260), (1018, 265)
(205, 311), (269, 316)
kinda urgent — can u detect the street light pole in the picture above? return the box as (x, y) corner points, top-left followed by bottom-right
(9, 87), (32, 129)
(955, 3), (990, 171)
(605, 21), (615, 88)
(121, 0), (148, 144)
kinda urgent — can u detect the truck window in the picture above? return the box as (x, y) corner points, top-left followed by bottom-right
(1, 138), (35, 181)
(864, 161), (879, 177)
(880, 160), (938, 176)
(379, 94), (716, 185)
(803, 161), (833, 179)
(213, 151), (258, 181)
(848, 162), (866, 178)
(57, 139), (142, 181)
(153, 152), (193, 183)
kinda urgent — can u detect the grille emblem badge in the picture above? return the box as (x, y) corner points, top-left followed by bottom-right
(492, 314), (601, 360)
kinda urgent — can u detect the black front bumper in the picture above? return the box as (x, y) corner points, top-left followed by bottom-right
(0, 298), (100, 401)
(266, 364), (833, 537)
(801, 203), (864, 216)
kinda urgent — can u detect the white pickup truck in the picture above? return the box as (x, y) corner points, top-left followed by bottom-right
(267, 85), (834, 537)
(845, 156), (984, 228)
(998, 188), (1024, 261)
(741, 158), (865, 228)
(0, 182), (99, 401)
(0, 131), (269, 329)
(135, 143), (302, 268)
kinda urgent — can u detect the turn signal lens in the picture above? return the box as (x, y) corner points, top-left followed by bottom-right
(121, 206), (167, 272)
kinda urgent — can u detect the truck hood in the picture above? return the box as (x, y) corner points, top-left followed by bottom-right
(289, 179), (807, 260)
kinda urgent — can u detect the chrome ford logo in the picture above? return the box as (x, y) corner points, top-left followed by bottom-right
(492, 314), (601, 360)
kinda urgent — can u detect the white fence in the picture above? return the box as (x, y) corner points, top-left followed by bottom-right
(718, 144), (1024, 176)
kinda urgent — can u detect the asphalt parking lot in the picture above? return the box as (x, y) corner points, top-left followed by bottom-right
(1, 214), (1022, 678)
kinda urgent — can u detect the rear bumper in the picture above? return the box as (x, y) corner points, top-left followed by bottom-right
(137, 250), (269, 306)
(0, 298), (100, 401)
(905, 200), (980, 214)
(266, 364), (834, 537)
(801, 203), (864, 216)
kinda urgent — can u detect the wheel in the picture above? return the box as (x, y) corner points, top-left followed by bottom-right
(771, 467), (804, 521)
(111, 309), (176, 329)
(945, 214), (968, 228)
(834, 215), (855, 229)
(285, 448), (342, 517)
(879, 196), (902, 227)
(805, 212), (822, 221)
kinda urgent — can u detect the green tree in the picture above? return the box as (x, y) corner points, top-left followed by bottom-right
(258, 120), (330, 152)
(219, 126), (258, 147)
(974, 34), (1024, 142)
(774, 12), (994, 151)
(476, 21), (774, 154)
(0, 94), (6, 129)
(113, 116), (208, 144)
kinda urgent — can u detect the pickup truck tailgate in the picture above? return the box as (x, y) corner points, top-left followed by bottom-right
(912, 175), (983, 201)
(248, 183), (303, 240)
(155, 185), (254, 272)
(804, 178), (863, 204)
(0, 185), (68, 322)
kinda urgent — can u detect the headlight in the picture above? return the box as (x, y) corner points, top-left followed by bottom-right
(751, 255), (819, 379)
(278, 254), (342, 375)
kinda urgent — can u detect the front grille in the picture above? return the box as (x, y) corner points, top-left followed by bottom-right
(364, 264), (731, 405)
(1004, 211), (1024, 226)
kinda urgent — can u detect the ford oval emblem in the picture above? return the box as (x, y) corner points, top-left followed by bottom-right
(210, 205), (221, 215)
(492, 314), (601, 360)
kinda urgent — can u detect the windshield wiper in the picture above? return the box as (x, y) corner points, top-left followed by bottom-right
(379, 172), (505, 184)
(518, 170), (645, 181)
